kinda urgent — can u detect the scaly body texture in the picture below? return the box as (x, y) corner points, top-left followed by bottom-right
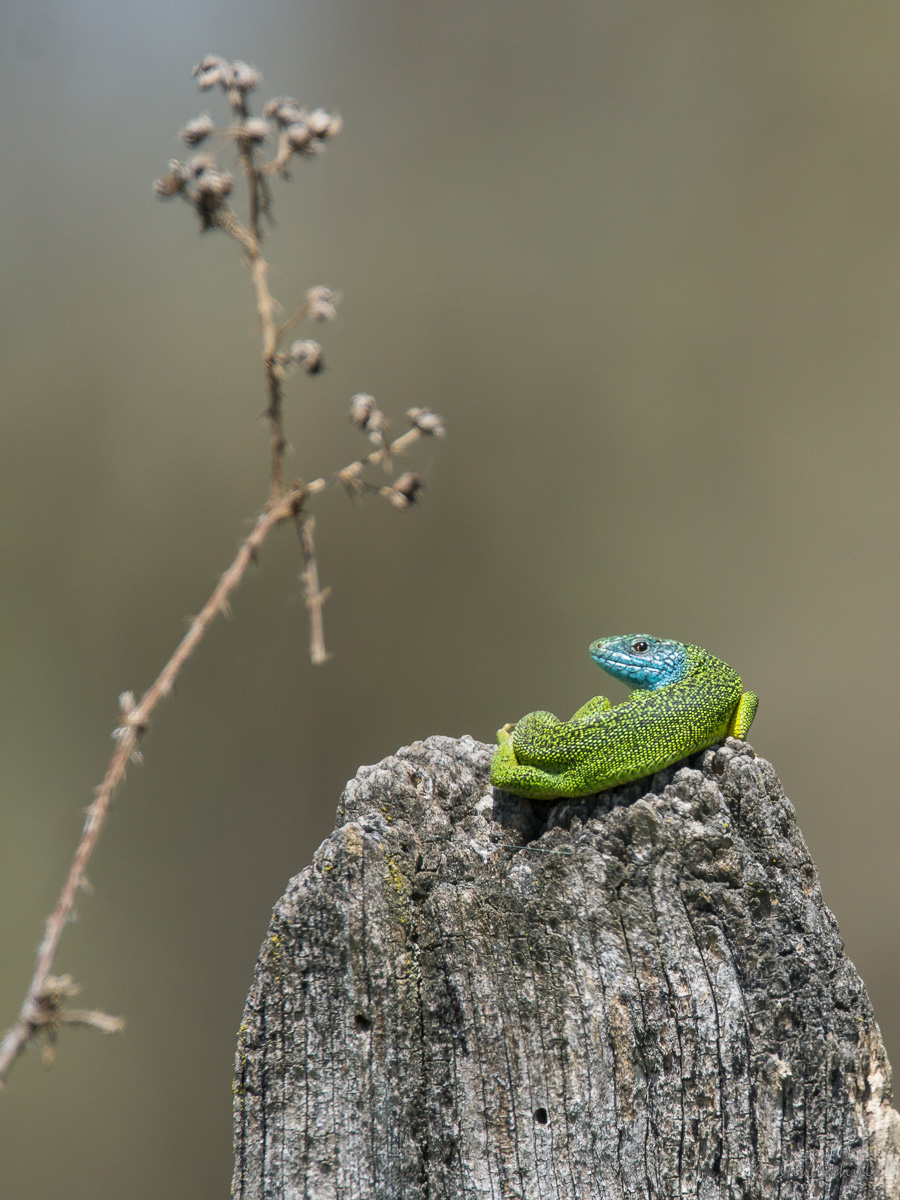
(490, 635), (758, 800)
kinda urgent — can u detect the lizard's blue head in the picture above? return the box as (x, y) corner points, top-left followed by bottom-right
(589, 635), (688, 690)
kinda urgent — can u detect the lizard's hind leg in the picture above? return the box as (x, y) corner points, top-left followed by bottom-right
(728, 691), (758, 740)
(490, 735), (577, 801)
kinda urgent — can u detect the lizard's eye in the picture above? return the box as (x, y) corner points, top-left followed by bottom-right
(631, 640), (650, 653)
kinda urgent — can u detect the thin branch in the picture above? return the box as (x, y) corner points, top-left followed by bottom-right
(0, 422), (430, 1084)
(0, 486), (302, 1085)
(0, 58), (442, 1088)
(306, 425), (423, 497)
(297, 516), (330, 665)
(275, 301), (312, 346)
(228, 91), (265, 242)
(213, 208), (286, 499)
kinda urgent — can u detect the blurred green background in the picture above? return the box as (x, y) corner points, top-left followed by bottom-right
(3, 0), (900, 1194)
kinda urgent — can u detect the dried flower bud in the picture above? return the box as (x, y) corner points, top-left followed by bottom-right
(212, 169), (234, 198)
(228, 61), (261, 92)
(195, 168), (234, 200)
(390, 472), (425, 509)
(154, 160), (190, 198)
(289, 339), (324, 374)
(195, 54), (224, 74)
(305, 286), (338, 321)
(180, 113), (214, 146)
(365, 412), (389, 444)
(153, 174), (181, 199)
(338, 462), (364, 499)
(264, 97), (304, 126)
(193, 56), (224, 89)
(188, 153), (214, 176)
(240, 117), (270, 143)
(285, 122), (314, 153)
(305, 107), (342, 139)
(406, 407), (446, 437)
(349, 393), (377, 429)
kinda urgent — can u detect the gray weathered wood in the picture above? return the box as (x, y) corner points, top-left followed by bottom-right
(232, 735), (900, 1198)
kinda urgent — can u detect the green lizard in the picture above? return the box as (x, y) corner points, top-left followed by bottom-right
(490, 635), (758, 800)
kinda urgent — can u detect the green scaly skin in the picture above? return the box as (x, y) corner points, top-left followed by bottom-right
(490, 635), (759, 800)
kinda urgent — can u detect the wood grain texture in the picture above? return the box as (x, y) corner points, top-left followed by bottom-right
(233, 735), (900, 1198)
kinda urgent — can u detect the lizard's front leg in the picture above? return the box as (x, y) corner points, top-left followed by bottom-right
(509, 709), (583, 768)
(570, 695), (612, 722)
(512, 698), (611, 766)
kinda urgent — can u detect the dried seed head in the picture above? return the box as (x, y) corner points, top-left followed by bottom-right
(390, 472), (425, 509)
(306, 285), (338, 321)
(289, 339), (324, 374)
(213, 170), (234, 198)
(240, 117), (270, 144)
(195, 54), (224, 74)
(349, 393), (377, 429)
(285, 121), (315, 153)
(153, 175), (179, 198)
(264, 97), (305, 126)
(364, 410), (388, 444)
(339, 462), (364, 499)
(406, 407), (446, 437)
(227, 61), (261, 92)
(194, 171), (232, 229)
(193, 55), (224, 89)
(195, 168), (234, 199)
(188, 153), (214, 176)
(180, 113), (214, 146)
(154, 160), (191, 198)
(306, 107), (342, 139)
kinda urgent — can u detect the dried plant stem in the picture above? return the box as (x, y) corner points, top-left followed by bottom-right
(0, 487), (297, 1084)
(214, 209), (285, 499)
(230, 92), (265, 242)
(275, 300), (312, 346)
(0, 425), (425, 1085)
(2, 59), (442, 1084)
(307, 425), (422, 497)
(297, 516), (330, 665)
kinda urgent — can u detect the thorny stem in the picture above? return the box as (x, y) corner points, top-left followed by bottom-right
(0, 428), (424, 1086)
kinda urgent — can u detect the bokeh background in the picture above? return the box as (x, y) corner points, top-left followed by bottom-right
(2, 1), (900, 1195)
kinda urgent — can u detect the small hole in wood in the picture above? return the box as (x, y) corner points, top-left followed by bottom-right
(355, 1013), (372, 1031)
(533, 1107), (549, 1125)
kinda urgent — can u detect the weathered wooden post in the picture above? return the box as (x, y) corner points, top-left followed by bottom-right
(233, 735), (900, 1198)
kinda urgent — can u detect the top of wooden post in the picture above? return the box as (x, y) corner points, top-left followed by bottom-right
(233, 734), (900, 1199)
